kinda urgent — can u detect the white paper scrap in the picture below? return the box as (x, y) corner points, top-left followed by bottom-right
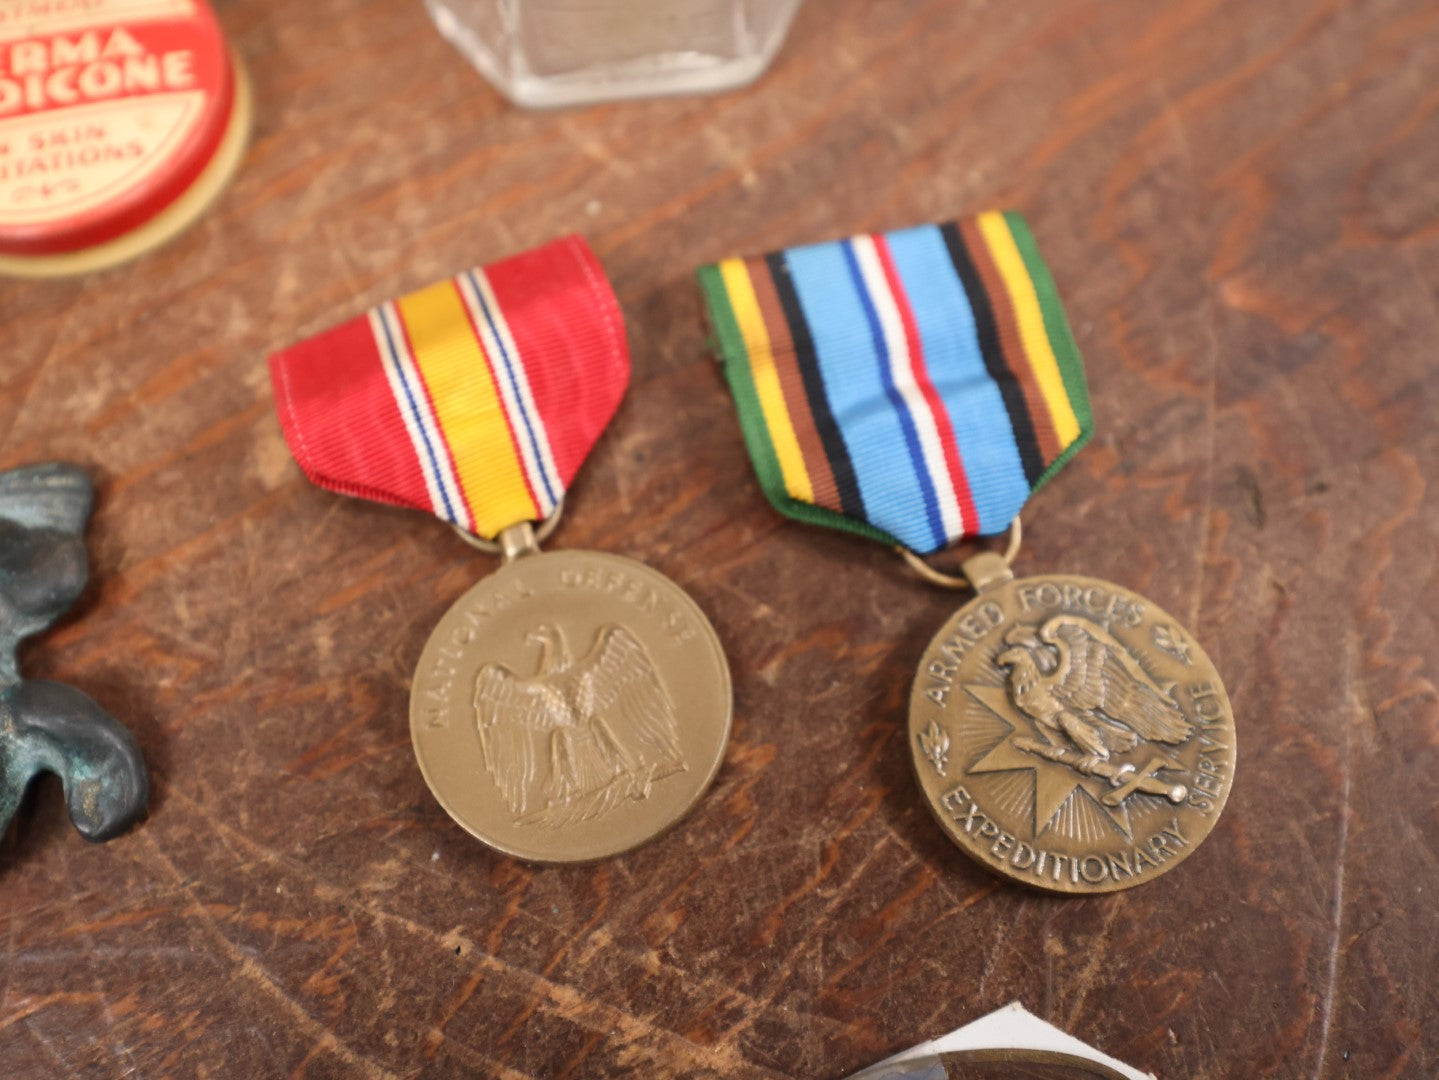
(842, 1001), (1156, 1080)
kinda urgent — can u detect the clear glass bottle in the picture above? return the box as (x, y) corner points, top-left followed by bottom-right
(425, 0), (805, 108)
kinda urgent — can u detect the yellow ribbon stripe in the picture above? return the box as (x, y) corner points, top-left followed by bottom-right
(718, 258), (814, 503)
(977, 212), (1081, 448)
(397, 280), (537, 536)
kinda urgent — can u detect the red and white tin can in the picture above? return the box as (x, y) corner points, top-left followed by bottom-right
(0, 0), (251, 277)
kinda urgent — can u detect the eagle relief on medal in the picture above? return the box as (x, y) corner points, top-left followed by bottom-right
(474, 622), (686, 829)
(908, 562), (1235, 894)
(410, 549), (732, 863)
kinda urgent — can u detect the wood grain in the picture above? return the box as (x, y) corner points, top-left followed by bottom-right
(2, 0), (1436, 1076)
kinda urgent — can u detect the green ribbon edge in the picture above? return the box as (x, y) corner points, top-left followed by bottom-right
(697, 263), (897, 547)
(1005, 210), (1095, 493)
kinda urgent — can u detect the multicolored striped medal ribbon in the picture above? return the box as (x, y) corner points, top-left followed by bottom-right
(269, 234), (628, 539)
(698, 212), (1093, 555)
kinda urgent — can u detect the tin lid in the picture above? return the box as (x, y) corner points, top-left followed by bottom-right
(0, 0), (235, 257)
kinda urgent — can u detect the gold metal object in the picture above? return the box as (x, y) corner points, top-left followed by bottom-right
(898, 518), (1022, 590)
(908, 561), (1234, 894)
(938, 1050), (1139, 1077)
(410, 521), (731, 863)
(453, 499), (565, 555)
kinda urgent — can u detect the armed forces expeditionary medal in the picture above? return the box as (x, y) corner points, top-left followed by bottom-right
(270, 236), (732, 862)
(699, 213), (1234, 894)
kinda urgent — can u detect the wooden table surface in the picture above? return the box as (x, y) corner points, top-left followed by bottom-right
(3, 0), (1436, 1076)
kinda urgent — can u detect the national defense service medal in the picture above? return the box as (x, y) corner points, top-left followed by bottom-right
(269, 236), (733, 863)
(410, 521), (732, 863)
(906, 545), (1235, 894)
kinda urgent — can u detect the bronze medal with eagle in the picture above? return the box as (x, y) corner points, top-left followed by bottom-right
(700, 214), (1234, 892)
(908, 552), (1235, 895)
(269, 237), (735, 862)
(410, 538), (732, 863)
